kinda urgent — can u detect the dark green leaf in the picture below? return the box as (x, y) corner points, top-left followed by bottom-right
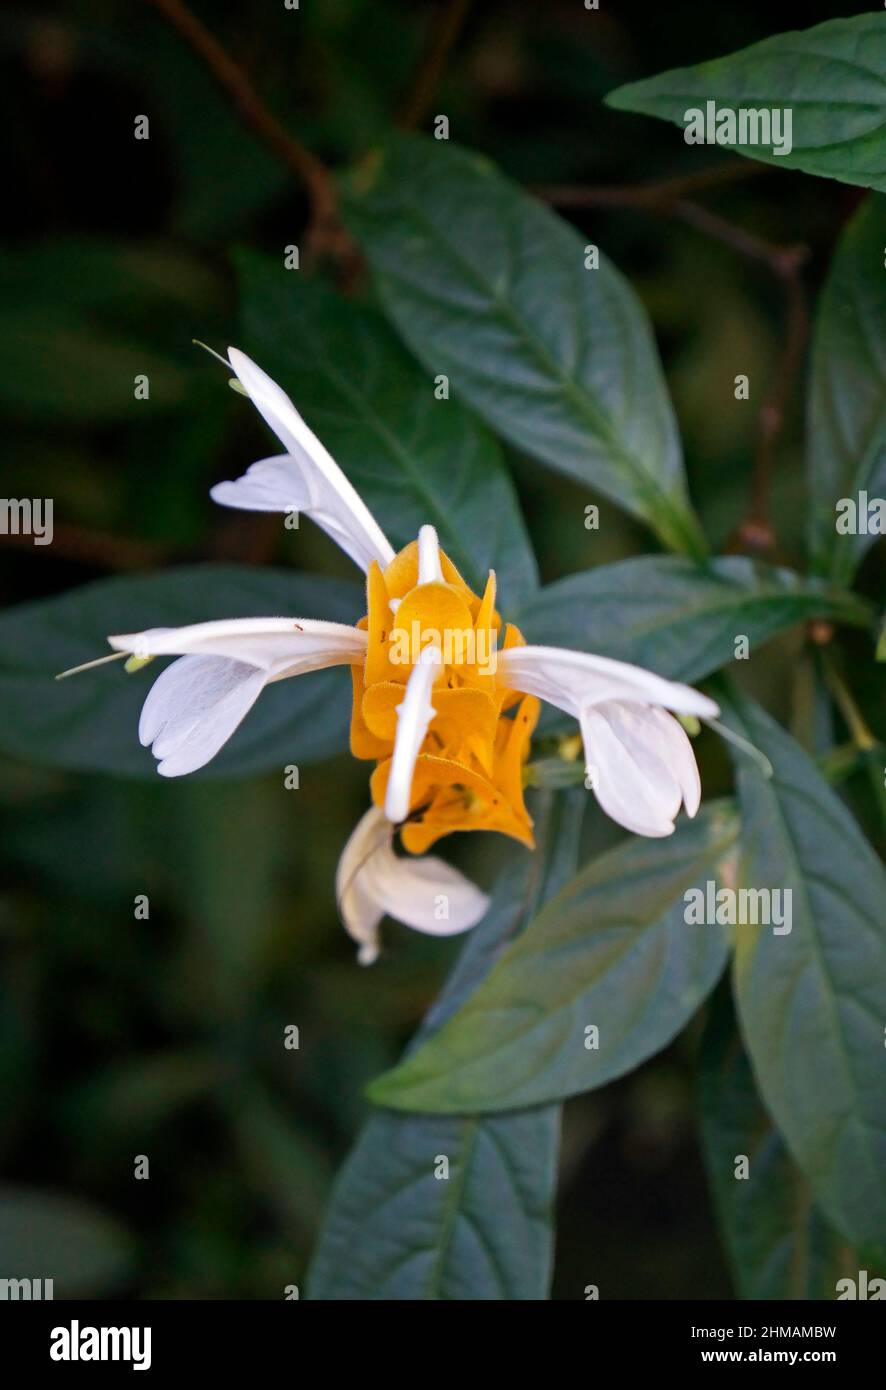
(699, 988), (858, 1300)
(0, 565), (361, 778)
(515, 555), (871, 683)
(306, 792), (583, 1300)
(344, 135), (706, 557)
(607, 15), (886, 193)
(368, 801), (738, 1114)
(807, 195), (886, 582)
(237, 251), (538, 608)
(721, 686), (886, 1257)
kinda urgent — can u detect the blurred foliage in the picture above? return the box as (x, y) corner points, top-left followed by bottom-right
(1, 0), (884, 1300)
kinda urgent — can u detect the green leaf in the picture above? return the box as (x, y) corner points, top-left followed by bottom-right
(720, 685), (886, 1257)
(368, 801), (738, 1114)
(236, 251), (538, 608)
(0, 565), (361, 778)
(606, 14), (886, 193)
(698, 988), (858, 1300)
(0, 1187), (133, 1296)
(344, 135), (706, 558)
(515, 555), (871, 684)
(306, 791), (583, 1300)
(807, 195), (886, 582)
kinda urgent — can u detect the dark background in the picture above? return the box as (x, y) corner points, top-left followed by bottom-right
(1, 0), (881, 1299)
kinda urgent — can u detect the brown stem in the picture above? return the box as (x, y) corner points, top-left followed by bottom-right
(398, 0), (474, 130)
(2, 523), (169, 571)
(537, 158), (770, 210)
(143, 0), (342, 256)
(739, 267), (808, 553)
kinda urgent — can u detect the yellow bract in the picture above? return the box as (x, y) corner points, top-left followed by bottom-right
(349, 539), (538, 851)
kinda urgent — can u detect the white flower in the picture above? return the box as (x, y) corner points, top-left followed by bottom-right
(107, 618), (366, 778)
(497, 646), (717, 837)
(336, 807), (489, 965)
(94, 348), (720, 958)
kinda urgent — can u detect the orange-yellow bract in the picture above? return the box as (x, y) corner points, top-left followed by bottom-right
(349, 539), (540, 853)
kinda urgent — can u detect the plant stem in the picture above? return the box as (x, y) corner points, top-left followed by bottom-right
(143, 0), (344, 257)
(398, 0), (474, 130)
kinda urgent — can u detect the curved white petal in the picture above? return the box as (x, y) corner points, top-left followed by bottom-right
(644, 705), (701, 817)
(212, 349), (395, 574)
(139, 655), (268, 777)
(210, 455), (313, 512)
(384, 646), (440, 824)
(117, 619), (365, 777)
(498, 644), (719, 720)
(417, 523), (444, 584)
(109, 617), (366, 674)
(581, 700), (702, 837)
(336, 808), (489, 964)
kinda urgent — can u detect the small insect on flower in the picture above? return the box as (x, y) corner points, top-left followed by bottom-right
(62, 349), (720, 963)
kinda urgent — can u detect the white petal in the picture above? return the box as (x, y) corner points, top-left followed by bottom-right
(581, 700), (693, 837)
(335, 807), (389, 964)
(498, 644), (719, 719)
(210, 455), (313, 512)
(644, 706), (702, 817)
(417, 523), (444, 584)
(139, 655), (268, 777)
(384, 646), (440, 824)
(213, 349), (395, 574)
(109, 617), (366, 674)
(336, 808), (489, 964)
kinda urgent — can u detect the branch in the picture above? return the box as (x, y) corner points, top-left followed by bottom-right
(143, 0), (342, 253)
(536, 158), (770, 210)
(2, 523), (169, 571)
(398, 0), (474, 130)
(739, 263), (808, 552)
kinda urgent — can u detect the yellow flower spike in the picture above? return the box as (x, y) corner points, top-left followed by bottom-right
(493, 694), (541, 823)
(349, 658), (391, 760)
(382, 539), (474, 607)
(361, 681), (498, 764)
(364, 562), (398, 687)
(391, 583), (475, 669)
(496, 621), (530, 712)
(369, 752), (536, 853)
(466, 570), (501, 689)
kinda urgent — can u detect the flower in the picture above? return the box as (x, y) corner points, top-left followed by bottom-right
(101, 349), (719, 961)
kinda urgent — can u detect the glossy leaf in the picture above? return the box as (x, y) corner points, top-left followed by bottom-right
(0, 565), (361, 778)
(368, 801), (738, 1114)
(807, 195), (886, 582)
(306, 792), (582, 1300)
(236, 251), (538, 608)
(344, 135), (706, 557)
(515, 554), (871, 683)
(721, 687), (886, 1258)
(607, 15), (886, 193)
(699, 989), (858, 1300)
